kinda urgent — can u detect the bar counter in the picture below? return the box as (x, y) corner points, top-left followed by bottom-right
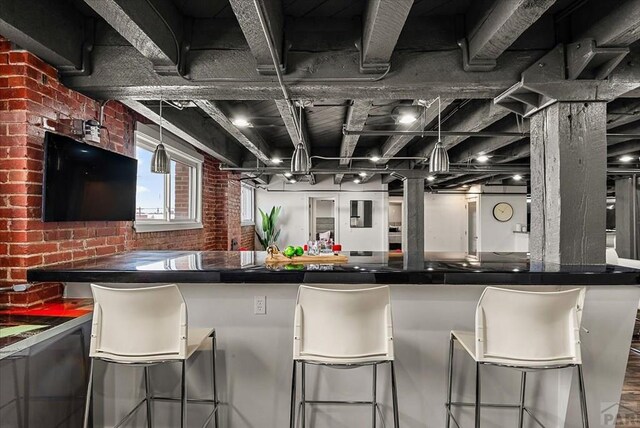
(32, 251), (640, 427)
(27, 250), (640, 285)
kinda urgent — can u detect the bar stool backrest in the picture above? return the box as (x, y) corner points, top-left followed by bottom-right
(294, 285), (394, 362)
(90, 284), (188, 362)
(475, 287), (585, 366)
(606, 248), (619, 264)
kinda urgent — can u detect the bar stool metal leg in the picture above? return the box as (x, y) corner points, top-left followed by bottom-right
(517, 371), (527, 428)
(445, 335), (454, 428)
(289, 361), (297, 428)
(474, 362), (481, 428)
(301, 362), (306, 428)
(372, 363), (377, 428)
(212, 332), (219, 428)
(577, 365), (589, 428)
(390, 361), (400, 428)
(181, 361), (187, 428)
(144, 366), (153, 428)
(83, 359), (94, 428)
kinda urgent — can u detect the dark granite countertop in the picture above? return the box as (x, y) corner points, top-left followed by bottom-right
(27, 251), (640, 285)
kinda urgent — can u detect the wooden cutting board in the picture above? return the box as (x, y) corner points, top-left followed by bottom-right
(265, 253), (348, 264)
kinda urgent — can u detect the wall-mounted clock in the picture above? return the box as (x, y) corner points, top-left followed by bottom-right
(493, 202), (514, 222)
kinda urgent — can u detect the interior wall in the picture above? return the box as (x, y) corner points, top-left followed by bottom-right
(255, 176), (388, 251)
(474, 186), (528, 252)
(424, 193), (468, 252)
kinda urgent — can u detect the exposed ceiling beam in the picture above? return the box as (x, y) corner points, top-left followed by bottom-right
(413, 100), (511, 159)
(120, 100), (242, 166)
(193, 100), (273, 165)
(61, 47), (550, 100)
(228, 0), (284, 75)
(83, 0), (184, 76)
(360, 0), (414, 73)
(381, 99), (454, 160)
(575, 0), (640, 46)
(461, 0), (556, 70)
(335, 100), (373, 184)
(0, 0), (89, 73)
(449, 117), (529, 163)
(607, 99), (640, 129)
(608, 140), (640, 157)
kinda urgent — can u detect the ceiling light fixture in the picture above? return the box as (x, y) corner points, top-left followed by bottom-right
(428, 97), (449, 173)
(291, 142), (310, 173)
(427, 175), (435, 181)
(476, 155), (490, 163)
(289, 178), (297, 184)
(271, 157), (283, 164)
(396, 105), (419, 124)
(513, 174), (523, 181)
(231, 117), (251, 128)
(353, 178), (361, 184)
(619, 155), (634, 162)
(359, 172), (367, 177)
(284, 172), (292, 178)
(151, 98), (170, 174)
(370, 155), (381, 162)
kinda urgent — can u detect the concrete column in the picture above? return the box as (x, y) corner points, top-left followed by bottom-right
(530, 102), (607, 265)
(615, 176), (640, 259)
(402, 178), (425, 256)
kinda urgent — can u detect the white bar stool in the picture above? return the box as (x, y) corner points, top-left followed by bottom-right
(445, 287), (589, 428)
(83, 284), (219, 428)
(289, 285), (400, 428)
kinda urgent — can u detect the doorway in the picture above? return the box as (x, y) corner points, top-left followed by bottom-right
(468, 199), (478, 255)
(309, 198), (337, 242)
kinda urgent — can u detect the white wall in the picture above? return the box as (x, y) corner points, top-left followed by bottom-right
(424, 193), (467, 251)
(473, 185), (528, 252)
(255, 176), (388, 251)
(389, 201), (402, 225)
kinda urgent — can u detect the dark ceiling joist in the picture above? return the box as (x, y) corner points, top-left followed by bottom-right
(449, 117), (528, 163)
(83, 0), (184, 76)
(335, 100), (372, 184)
(607, 99), (640, 129)
(575, 0), (640, 47)
(381, 99), (454, 160)
(120, 100), (242, 167)
(228, 0), (284, 75)
(413, 100), (510, 159)
(360, 0), (414, 73)
(461, 0), (556, 71)
(607, 140), (640, 157)
(0, 0), (89, 74)
(61, 47), (547, 100)
(193, 100), (273, 165)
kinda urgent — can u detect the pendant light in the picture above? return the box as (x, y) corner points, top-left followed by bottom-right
(151, 98), (170, 174)
(428, 96), (449, 173)
(290, 105), (310, 174)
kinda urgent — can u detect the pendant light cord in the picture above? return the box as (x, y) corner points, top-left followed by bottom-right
(159, 96), (163, 144)
(437, 96), (441, 143)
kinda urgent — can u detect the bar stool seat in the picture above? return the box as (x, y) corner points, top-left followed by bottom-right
(446, 287), (589, 428)
(290, 285), (400, 428)
(83, 284), (219, 428)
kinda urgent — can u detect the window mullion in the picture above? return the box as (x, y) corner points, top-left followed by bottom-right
(165, 163), (171, 222)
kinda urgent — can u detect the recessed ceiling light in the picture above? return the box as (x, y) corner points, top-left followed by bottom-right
(284, 172), (292, 178)
(513, 174), (523, 181)
(607, 204), (615, 210)
(271, 158), (283, 164)
(353, 178), (361, 184)
(359, 172), (367, 177)
(426, 175), (436, 181)
(370, 156), (381, 162)
(231, 117), (251, 128)
(398, 113), (418, 124)
(619, 155), (634, 162)
(289, 178), (297, 184)
(461, 184), (469, 188)
(476, 155), (490, 163)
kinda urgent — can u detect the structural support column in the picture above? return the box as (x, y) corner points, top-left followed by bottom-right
(530, 102), (607, 265)
(402, 178), (425, 258)
(615, 176), (640, 260)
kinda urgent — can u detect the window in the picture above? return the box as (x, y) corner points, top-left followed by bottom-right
(134, 125), (203, 232)
(241, 183), (254, 225)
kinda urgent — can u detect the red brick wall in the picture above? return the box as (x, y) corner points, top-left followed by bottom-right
(0, 37), (243, 304)
(241, 225), (255, 250)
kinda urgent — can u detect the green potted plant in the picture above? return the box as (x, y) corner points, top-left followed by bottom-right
(256, 206), (282, 250)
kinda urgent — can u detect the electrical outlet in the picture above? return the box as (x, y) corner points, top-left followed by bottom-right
(254, 296), (266, 315)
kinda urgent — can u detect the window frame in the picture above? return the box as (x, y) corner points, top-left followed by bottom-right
(241, 182), (255, 226)
(134, 127), (203, 233)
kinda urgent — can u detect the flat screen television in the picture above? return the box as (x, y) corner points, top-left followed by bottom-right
(42, 131), (137, 222)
